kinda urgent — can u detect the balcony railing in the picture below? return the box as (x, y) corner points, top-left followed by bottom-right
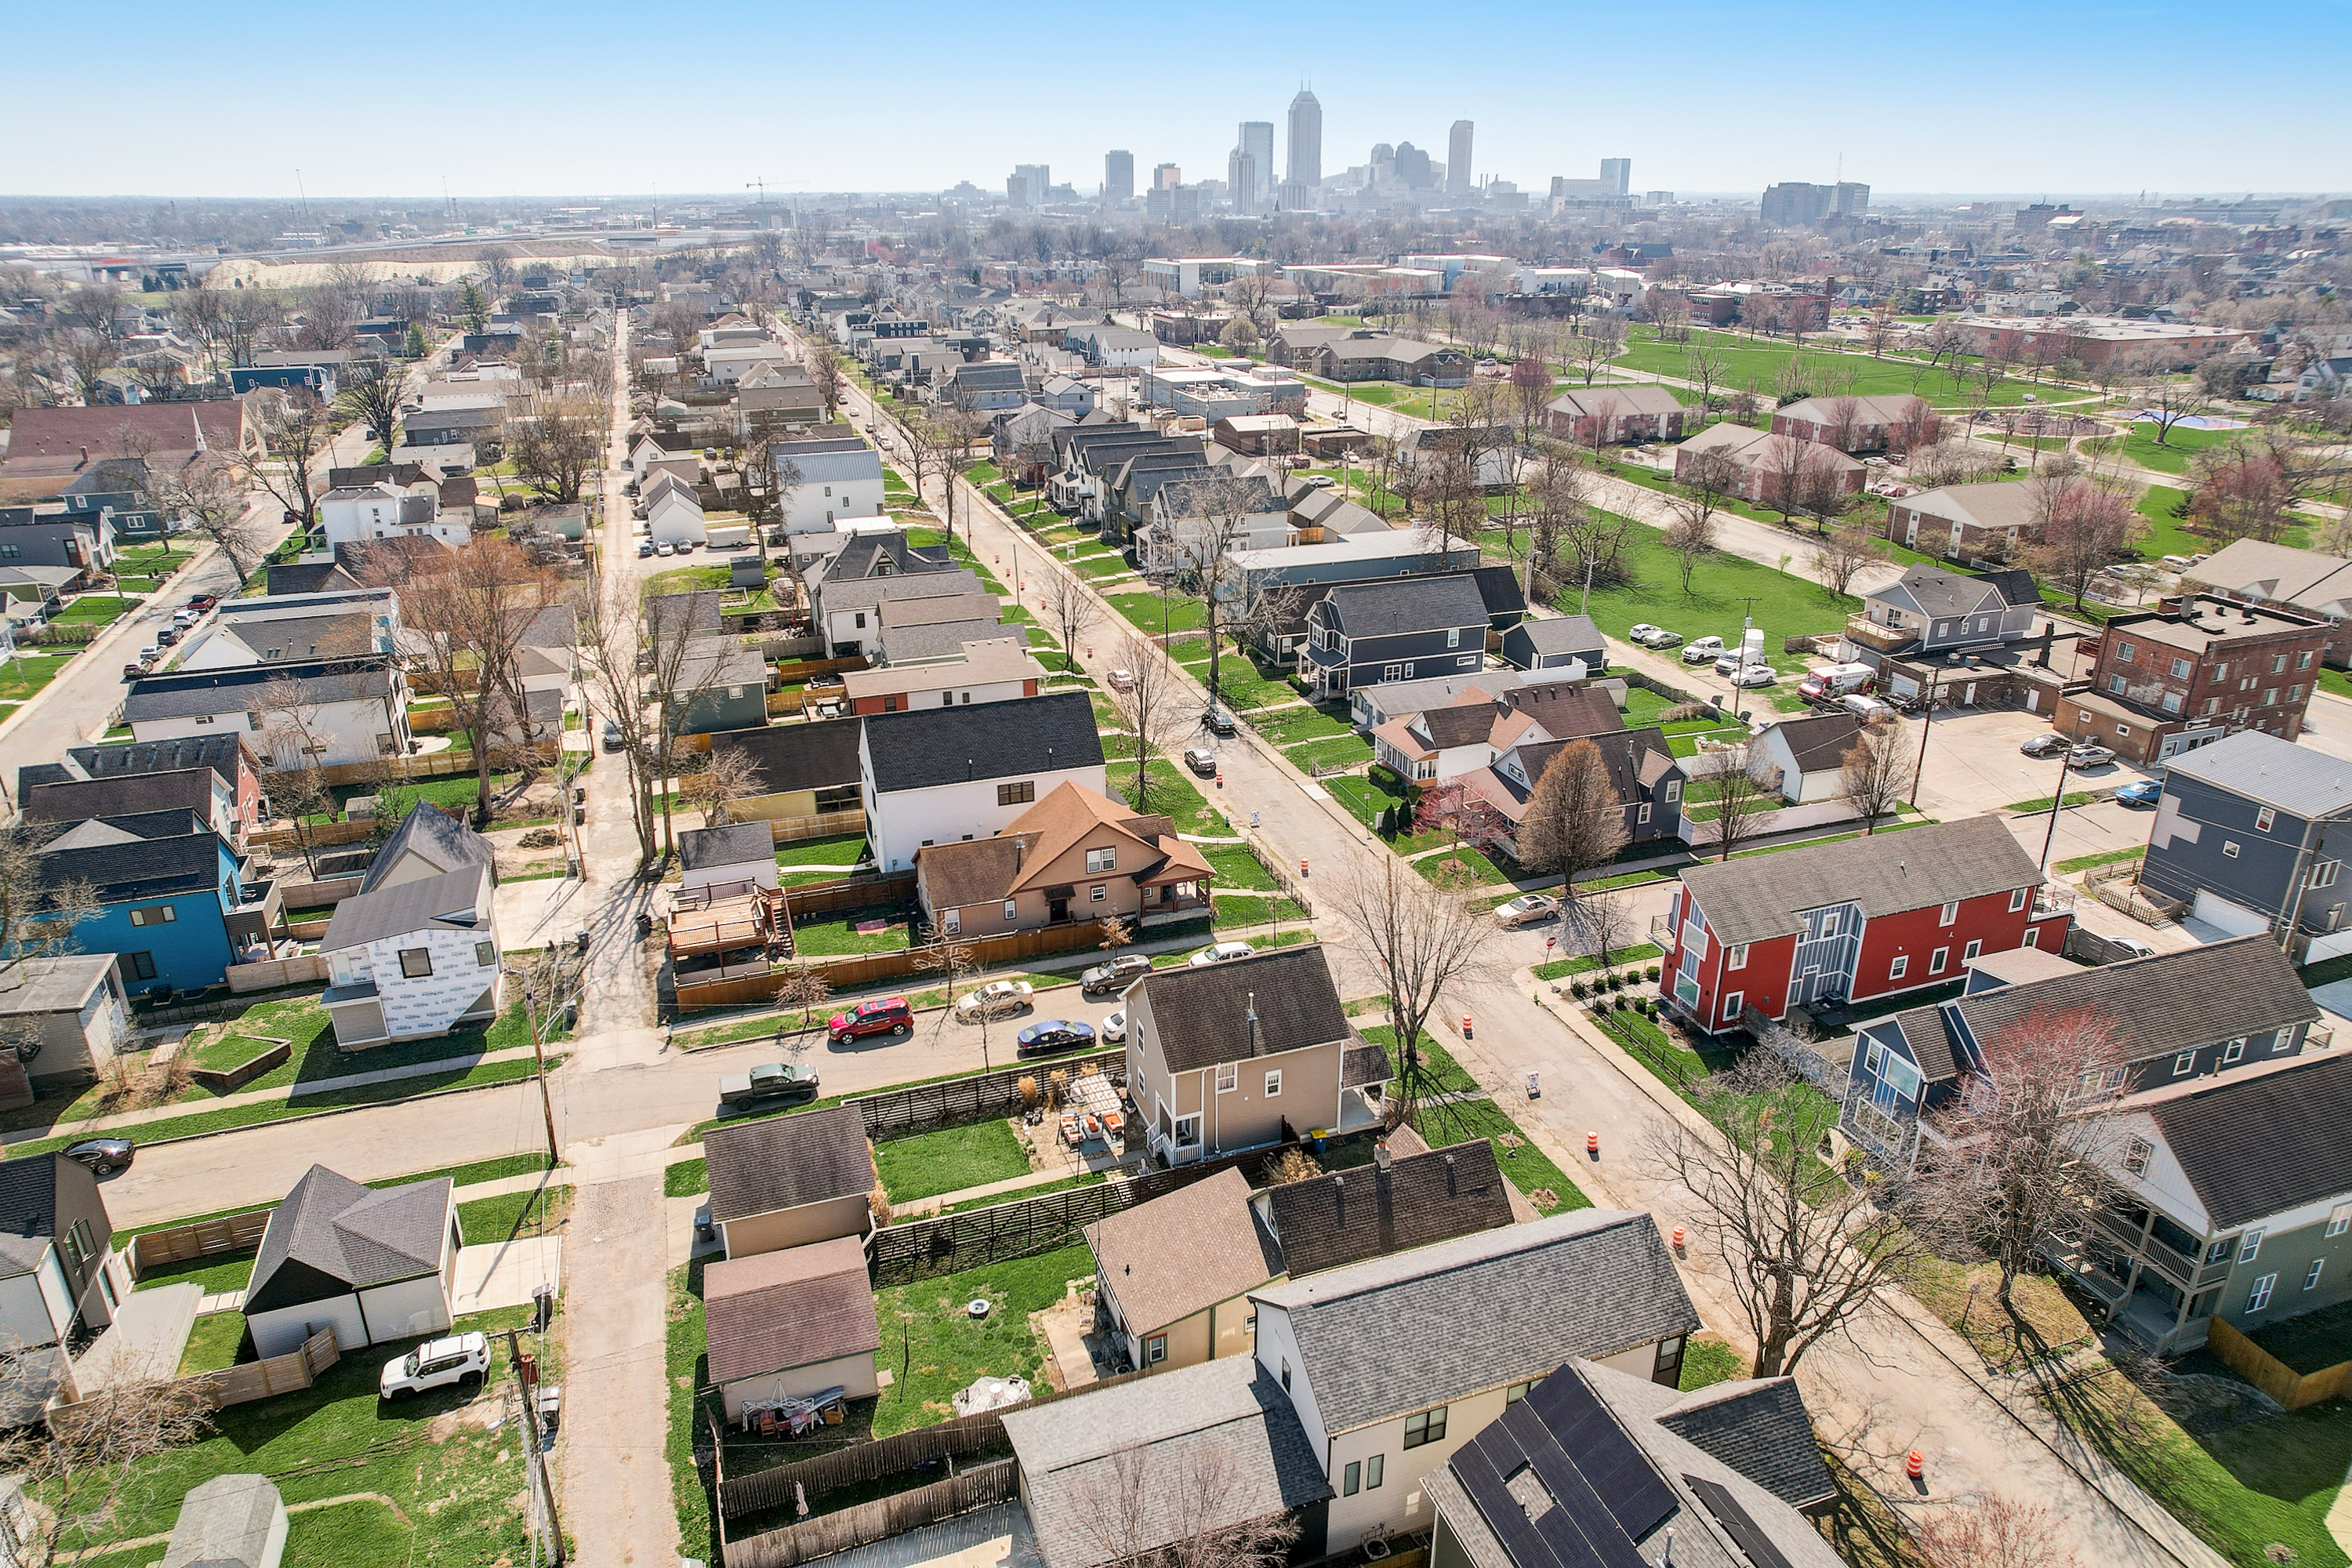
(1650, 913), (1675, 944)
(1844, 614), (1918, 654)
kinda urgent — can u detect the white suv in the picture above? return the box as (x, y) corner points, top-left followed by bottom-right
(379, 1331), (491, 1399)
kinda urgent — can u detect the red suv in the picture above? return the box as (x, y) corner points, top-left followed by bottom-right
(827, 996), (913, 1044)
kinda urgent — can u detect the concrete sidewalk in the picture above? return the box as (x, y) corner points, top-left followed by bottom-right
(74, 1282), (199, 1391)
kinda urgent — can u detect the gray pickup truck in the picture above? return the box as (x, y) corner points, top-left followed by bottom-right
(717, 1061), (821, 1110)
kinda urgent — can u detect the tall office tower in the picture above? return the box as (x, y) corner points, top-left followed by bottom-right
(1447, 121), (1474, 197)
(1006, 173), (1031, 209)
(1287, 89), (1323, 193)
(1104, 150), (1134, 201)
(1833, 181), (1871, 217)
(1228, 149), (1260, 214)
(1013, 164), (1051, 205)
(1240, 120), (1274, 209)
(1154, 162), (1183, 191)
(1599, 158), (1632, 196)
(1760, 182), (1831, 227)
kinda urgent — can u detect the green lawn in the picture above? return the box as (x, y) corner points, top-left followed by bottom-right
(792, 908), (914, 956)
(870, 1242), (1091, 1436)
(0, 653), (74, 703)
(1328, 771), (1410, 831)
(51, 594), (136, 626)
(177, 1311), (248, 1374)
(457, 1182), (565, 1244)
(1359, 1023), (1481, 1096)
(1203, 844), (1278, 891)
(1261, 704), (1356, 746)
(1534, 942), (1662, 981)
(2007, 790), (2098, 813)
(873, 1120), (1031, 1203)
(665, 1156), (709, 1197)
(643, 564), (734, 598)
(1677, 1338), (1748, 1392)
(1414, 845), (1510, 887)
(1613, 326), (2083, 408)
(1592, 1007), (1741, 1085)
(1287, 735), (1377, 773)
(78, 1308), (542, 1568)
(1102, 589), (1207, 635)
(2085, 420), (2236, 477)
(1109, 758), (1225, 837)
(1412, 1098), (1590, 1215)
(667, 1262), (716, 1563)
(2055, 847), (2147, 876)
(136, 1249), (256, 1297)
(933, 1171), (1105, 1216)
(1558, 510), (1857, 680)
(775, 832), (869, 866)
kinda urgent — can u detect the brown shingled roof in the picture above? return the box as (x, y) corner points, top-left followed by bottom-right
(1087, 1168), (1283, 1335)
(704, 1236), (880, 1384)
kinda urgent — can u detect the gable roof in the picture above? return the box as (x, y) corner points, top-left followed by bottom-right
(1324, 574), (1490, 637)
(1547, 383), (1687, 419)
(0, 1154), (74, 1272)
(1001, 1354), (1332, 1568)
(2186, 538), (2352, 615)
(1086, 1168), (1283, 1335)
(244, 1165), (452, 1313)
(702, 1236), (880, 1385)
(123, 660), (394, 723)
(1251, 1209), (1697, 1433)
(1264, 1138), (1519, 1276)
(704, 1105), (876, 1225)
(1655, 1377), (1837, 1508)
(2158, 728), (2352, 818)
(1135, 945), (1350, 1074)
(24, 768), (216, 827)
(709, 718), (864, 797)
(680, 822), (773, 872)
(266, 561), (362, 597)
(53, 736), (252, 794)
(1511, 615), (1604, 656)
(2149, 1050), (2352, 1229)
(1900, 478), (2049, 532)
(1766, 711), (1864, 774)
(30, 822), (224, 905)
(320, 864), (491, 953)
(862, 689), (1102, 793)
(361, 802), (495, 894)
(1677, 814), (2038, 947)
(1874, 561), (2016, 619)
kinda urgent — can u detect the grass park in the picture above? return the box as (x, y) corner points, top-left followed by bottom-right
(1612, 325), (2088, 408)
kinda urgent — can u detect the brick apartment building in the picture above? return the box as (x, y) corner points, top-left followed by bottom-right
(2053, 593), (2332, 766)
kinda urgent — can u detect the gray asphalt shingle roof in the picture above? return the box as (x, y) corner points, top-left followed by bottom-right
(680, 822), (773, 872)
(1676, 814), (2038, 948)
(361, 802), (494, 895)
(2151, 1051), (2352, 1229)
(1252, 1208), (1697, 1433)
(705, 1104), (875, 1225)
(2159, 728), (2352, 818)
(1265, 1138), (1518, 1276)
(1326, 574), (1490, 638)
(245, 1165), (452, 1313)
(320, 865), (489, 953)
(862, 689), (1101, 793)
(1655, 1377), (1836, 1508)
(123, 661), (392, 724)
(1135, 946), (1350, 1074)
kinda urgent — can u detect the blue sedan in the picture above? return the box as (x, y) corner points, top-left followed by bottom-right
(2114, 780), (2163, 809)
(1015, 1019), (1098, 1058)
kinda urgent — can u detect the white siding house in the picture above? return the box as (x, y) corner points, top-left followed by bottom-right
(318, 865), (504, 1047)
(859, 692), (1108, 873)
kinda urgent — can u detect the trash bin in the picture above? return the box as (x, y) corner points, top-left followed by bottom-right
(1526, 1072), (1541, 1099)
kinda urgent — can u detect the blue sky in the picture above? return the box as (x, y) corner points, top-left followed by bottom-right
(7, 1), (2343, 200)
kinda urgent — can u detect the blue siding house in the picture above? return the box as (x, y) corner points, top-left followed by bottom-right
(1302, 574), (1492, 699)
(26, 810), (262, 999)
(2138, 729), (2352, 960)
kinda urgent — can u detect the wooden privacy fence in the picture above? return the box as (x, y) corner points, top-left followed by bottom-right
(724, 1459), (1018, 1568)
(227, 953), (331, 994)
(781, 872), (916, 918)
(129, 1207), (273, 1279)
(45, 1328), (336, 1437)
(673, 916), (1127, 1012)
(718, 1406), (1009, 1519)
(2206, 1316), (2352, 1410)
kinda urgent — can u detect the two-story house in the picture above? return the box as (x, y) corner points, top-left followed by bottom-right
(318, 480), (470, 550)
(1304, 575), (1491, 699)
(29, 810), (262, 998)
(18, 737), (267, 844)
(0, 1152), (128, 1381)
(1842, 936), (2319, 1172)
(840, 637), (1040, 714)
(1132, 473), (1293, 575)
(1372, 684), (1624, 787)
(1849, 563), (2045, 663)
(21, 768), (244, 853)
(642, 472), (707, 546)
(770, 438), (886, 535)
(2051, 1046), (2352, 1354)
(123, 661), (412, 768)
(0, 506), (111, 586)
(1671, 424), (1864, 509)
(817, 568), (980, 661)
(860, 691), (1107, 872)
(2054, 593), (2333, 766)
(941, 360), (1029, 413)
(2140, 730), (2352, 958)
(1662, 814), (2070, 1034)
(913, 779), (1211, 938)
(2183, 538), (2352, 670)
(318, 863), (504, 1047)
(1460, 728), (1686, 863)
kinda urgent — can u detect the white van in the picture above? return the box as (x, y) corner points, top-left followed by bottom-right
(1799, 662), (1876, 702)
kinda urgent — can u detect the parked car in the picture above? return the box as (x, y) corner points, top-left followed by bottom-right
(601, 720), (625, 752)
(1496, 892), (1560, 928)
(1081, 953), (1152, 996)
(1681, 637), (1726, 666)
(155, 626), (182, 647)
(1102, 1010), (1127, 1044)
(1201, 706), (1237, 737)
(1182, 746), (1218, 776)
(1189, 941), (1256, 967)
(1105, 669), (1137, 692)
(379, 1332), (491, 1400)
(828, 996), (913, 1043)
(122, 662), (145, 681)
(171, 608), (199, 626)
(1838, 693), (1897, 726)
(1628, 623), (1679, 649)
(1728, 666), (1778, 689)
(2108, 935), (2159, 960)
(185, 593), (218, 612)
(62, 1138), (132, 1175)
(717, 1061), (820, 1110)
(2114, 779), (2163, 808)
(2020, 733), (2068, 757)
(954, 980), (1035, 1022)
(2067, 743), (2118, 768)
(637, 540), (655, 558)
(655, 542), (674, 557)
(1015, 1018), (1098, 1058)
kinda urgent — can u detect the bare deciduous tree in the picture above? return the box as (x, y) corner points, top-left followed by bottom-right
(1646, 1051), (1922, 1377)
(1111, 635), (1192, 815)
(401, 540), (564, 825)
(1040, 568), (1101, 675)
(1662, 495), (1718, 596)
(144, 456), (269, 588)
(233, 389), (331, 528)
(1152, 470), (1272, 707)
(335, 358), (406, 458)
(1913, 1494), (2082, 1568)
(1324, 856), (1499, 1133)
(1069, 1440), (1302, 1568)
(678, 746), (768, 826)
(1810, 521), (1886, 598)
(2029, 476), (2145, 612)
(1703, 748), (1777, 861)
(1518, 738), (1629, 904)
(0, 1350), (213, 1568)
(507, 385), (607, 505)
(1838, 726), (1915, 833)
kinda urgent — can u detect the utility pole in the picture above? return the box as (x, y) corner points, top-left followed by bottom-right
(519, 941), (566, 1163)
(507, 1327), (566, 1565)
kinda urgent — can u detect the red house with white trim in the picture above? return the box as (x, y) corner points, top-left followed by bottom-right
(1661, 815), (2073, 1035)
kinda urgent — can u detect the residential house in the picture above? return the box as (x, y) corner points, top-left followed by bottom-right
(913, 779), (1212, 938)
(1371, 683), (1624, 786)
(318, 864), (503, 1047)
(241, 1165), (461, 1357)
(702, 1105), (877, 1259)
(1769, 393), (1937, 453)
(861, 690), (1107, 872)
(643, 472), (706, 546)
(678, 822), (779, 904)
(160, 1475), (288, 1568)
(991, 404), (1082, 482)
(23, 767), (242, 850)
(2140, 730), (2352, 958)
(1066, 325), (1161, 368)
(2050, 1047), (2352, 1353)
(29, 810), (263, 996)
(707, 719), (866, 837)
(1541, 384), (1689, 445)
(0, 1152), (127, 1385)
(1345, 666), (1579, 731)
(770, 439), (885, 535)
(2055, 593), (2332, 765)
(1847, 562), (2046, 666)
(942, 360), (1029, 412)
(737, 366), (824, 434)
(1121, 945), (1388, 1167)
(1398, 425), (1518, 491)
(1499, 613), (1604, 674)
(702, 341), (789, 385)
(0, 506), (111, 583)
(840, 637), (1041, 713)
(1746, 710), (1867, 805)
(1886, 479), (2049, 567)
(177, 608), (386, 671)
(1662, 814), (2070, 1033)
(1045, 424), (1181, 519)
(402, 401), (504, 450)
(2184, 538), (2352, 669)
(1671, 423), (1864, 509)
(1133, 472), (1294, 574)
(871, 597), (1008, 667)
(628, 431), (698, 474)
(361, 802), (496, 895)
(0, 401), (249, 505)
(1461, 727), (1686, 862)
(1036, 374), (1098, 416)
(1844, 935), (2318, 1174)
(123, 661), (412, 768)
(18, 737), (266, 842)
(815, 563), (979, 659)
(264, 561), (364, 597)
(1308, 333), (1472, 386)
(318, 481), (469, 550)
(703, 1236), (882, 1421)
(1248, 557), (1523, 669)
(1426, 1359), (1842, 1568)
(1249, 1209), (1701, 1551)
(672, 640), (770, 736)
(0, 956), (131, 1085)
(1304, 575), (1493, 699)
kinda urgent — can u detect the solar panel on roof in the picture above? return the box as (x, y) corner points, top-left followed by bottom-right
(1685, 1475), (1796, 1568)
(1523, 1363), (1679, 1538)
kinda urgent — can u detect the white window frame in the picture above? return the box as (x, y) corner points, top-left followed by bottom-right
(2239, 1228), (2266, 1263)
(2248, 1272), (2278, 1312)
(1264, 1069), (1282, 1098)
(1637, 802), (1652, 825)
(1664, 779), (1682, 804)
(2224, 840), (2241, 858)
(1217, 1063), (1237, 1093)
(1146, 1334), (1167, 1363)
(2328, 1203), (2352, 1239)
(2173, 1050), (2197, 1076)
(1004, 900), (1018, 921)
(2222, 1036), (2246, 1064)
(1864, 1039), (1885, 1074)
(1174, 1113), (1201, 1148)
(2124, 1136), (2153, 1176)
(1889, 955), (1908, 980)
(1962, 939), (1982, 962)
(2257, 806), (2278, 833)
(1726, 944), (1748, 971)
(1938, 901), (1958, 926)
(2311, 861), (2341, 891)
(1929, 946), (1949, 975)
(1087, 847), (1116, 873)
(944, 909), (960, 935)
(1720, 990), (1744, 1023)
(2307, 1258), (2327, 1291)
(2009, 887), (2029, 913)
(1090, 884), (1107, 902)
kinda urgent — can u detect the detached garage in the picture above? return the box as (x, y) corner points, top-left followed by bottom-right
(242, 1166), (461, 1358)
(705, 1236), (881, 1421)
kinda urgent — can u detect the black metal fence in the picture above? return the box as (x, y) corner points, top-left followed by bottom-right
(852, 1050), (1125, 1140)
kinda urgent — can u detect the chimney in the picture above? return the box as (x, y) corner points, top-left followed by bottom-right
(1247, 992), (1259, 1057)
(1374, 1141), (1392, 1171)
